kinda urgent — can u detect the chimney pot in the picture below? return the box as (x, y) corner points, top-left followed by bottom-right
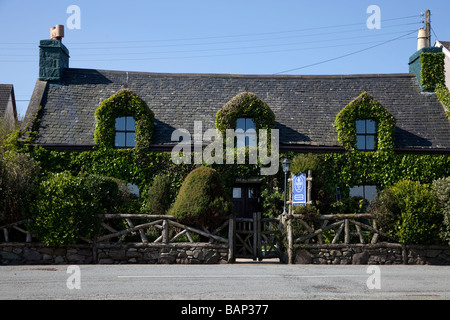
(417, 28), (427, 51)
(50, 24), (65, 42)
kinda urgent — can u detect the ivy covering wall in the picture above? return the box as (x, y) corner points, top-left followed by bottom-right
(420, 52), (445, 92)
(335, 92), (395, 152)
(94, 89), (155, 150)
(215, 92), (275, 136)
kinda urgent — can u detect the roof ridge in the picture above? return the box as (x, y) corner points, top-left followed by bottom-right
(63, 67), (415, 79)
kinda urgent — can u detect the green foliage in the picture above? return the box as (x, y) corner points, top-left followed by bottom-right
(335, 92), (396, 152)
(168, 166), (233, 229)
(436, 83), (450, 123)
(290, 153), (319, 175)
(369, 180), (442, 244)
(215, 92), (275, 136)
(260, 176), (284, 218)
(28, 172), (121, 246)
(433, 177), (450, 244)
(1, 118), (41, 224)
(420, 52), (445, 92)
(94, 89), (155, 150)
(145, 173), (172, 215)
(0, 151), (41, 223)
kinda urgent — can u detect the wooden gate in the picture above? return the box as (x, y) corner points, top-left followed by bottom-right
(234, 212), (282, 261)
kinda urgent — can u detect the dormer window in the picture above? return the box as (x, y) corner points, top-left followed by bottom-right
(115, 116), (136, 148)
(356, 119), (377, 151)
(236, 118), (256, 147)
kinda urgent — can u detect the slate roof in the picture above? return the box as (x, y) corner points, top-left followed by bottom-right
(23, 68), (450, 152)
(0, 84), (14, 118)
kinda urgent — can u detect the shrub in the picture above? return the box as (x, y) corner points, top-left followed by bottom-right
(145, 173), (172, 215)
(28, 172), (120, 246)
(168, 166), (232, 229)
(0, 151), (40, 223)
(433, 177), (450, 244)
(369, 180), (442, 244)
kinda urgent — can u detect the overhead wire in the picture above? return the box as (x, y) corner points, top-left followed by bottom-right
(273, 30), (418, 74)
(0, 14), (423, 64)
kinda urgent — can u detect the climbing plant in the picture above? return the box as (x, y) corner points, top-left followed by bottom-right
(420, 52), (445, 92)
(215, 92), (275, 136)
(335, 92), (396, 152)
(94, 89), (155, 150)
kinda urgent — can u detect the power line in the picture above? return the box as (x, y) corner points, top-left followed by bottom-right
(274, 30), (417, 74)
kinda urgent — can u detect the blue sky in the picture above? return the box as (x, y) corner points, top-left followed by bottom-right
(1, 0), (450, 118)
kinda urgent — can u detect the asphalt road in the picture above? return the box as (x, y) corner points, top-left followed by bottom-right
(1, 260), (449, 300)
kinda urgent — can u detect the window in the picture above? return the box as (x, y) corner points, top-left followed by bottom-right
(232, 187), (242, 199)
(236, 118), (256, 147)
(356, 119), (377, 151)
(115, 116), (136, 148)
(350, 185), (377, 203)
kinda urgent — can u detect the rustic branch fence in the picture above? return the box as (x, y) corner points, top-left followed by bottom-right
(284, 213), (397, 263)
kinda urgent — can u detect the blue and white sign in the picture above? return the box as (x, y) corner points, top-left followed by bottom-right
(292, 173), (306, 206)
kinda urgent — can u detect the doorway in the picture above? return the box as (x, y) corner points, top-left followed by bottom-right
(231, 183), (261, 218)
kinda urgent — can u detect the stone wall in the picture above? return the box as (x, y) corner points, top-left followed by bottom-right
(294, 242), (450, 265)
(0, 243), (229, 265)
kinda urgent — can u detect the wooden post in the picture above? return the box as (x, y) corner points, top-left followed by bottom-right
(252, 212), (258, 260)
(228, 214), (235, 263)
(344, 219), (350, 244)
(2, 228), (8, 242)
(287, 215), (294, 264)
(257, 212), (262, 261)
(162, 219), (169, 244)
(307, 170), (313, 205)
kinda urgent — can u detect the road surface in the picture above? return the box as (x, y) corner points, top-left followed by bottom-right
(1, 260), (449, 300)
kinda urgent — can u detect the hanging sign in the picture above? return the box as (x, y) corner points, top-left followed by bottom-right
(292, 173), (306, 206)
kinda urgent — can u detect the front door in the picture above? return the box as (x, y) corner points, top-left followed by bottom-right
(231, 183), (261, 218)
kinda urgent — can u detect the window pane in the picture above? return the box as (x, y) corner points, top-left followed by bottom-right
(364, 185), (377, 202)
(349, 186), (364, 198)
(356, 135), (365, 150)
(356, 120), (365, 134)
(126, 132), (136, 147)
(248, 188), (257, 199)
(115, 117), (126, 130)
(236, 133), (245, 148)
(115, 132), (125, 147)
(246, 118), (256, 131)
(236, 118), (245, 130)
(232, 187), (242, 199)
(126, 116), (136, 131)
(366, 135), (375, 150)
(366, 120), (376, 134)
(246, 128), (257, 147)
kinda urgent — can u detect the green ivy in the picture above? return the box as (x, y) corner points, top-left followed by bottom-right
(420, 52), (445, 92)
(436, 83), (450, 123)
(215, 92), (275, 136)
(335, 92), (396, 152)
(94, 89), (155, 150)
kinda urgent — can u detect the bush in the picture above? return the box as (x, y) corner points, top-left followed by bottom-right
(0, 151), (40, 223)
(145, 173), (172, 215)
(168, 166), (232, 229)
(28, 172), (120, 246)
(433, 177), (450, 244)
(369, 180), (442, 244)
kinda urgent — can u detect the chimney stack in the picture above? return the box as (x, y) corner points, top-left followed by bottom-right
(39, 25), (69, 82)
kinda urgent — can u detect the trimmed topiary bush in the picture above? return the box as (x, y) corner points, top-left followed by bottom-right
(168, 166), (232, 229)
(28, 172), (120, 246)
